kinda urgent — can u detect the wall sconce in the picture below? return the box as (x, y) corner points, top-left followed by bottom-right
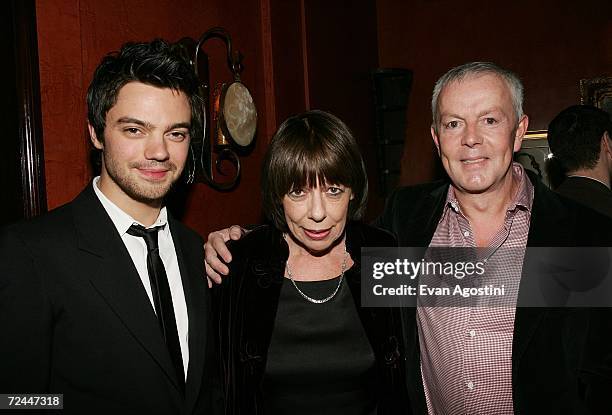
(178, 27), (257, 190)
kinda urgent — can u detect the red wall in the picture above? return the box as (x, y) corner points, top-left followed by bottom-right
(268, 0), (308, 124)
(302, 0), (382, 220)
(35, 0), (383, 232)
(267, 0), (382, 219)
(377, 0), (612, 185)
(37, 0), (609, 230)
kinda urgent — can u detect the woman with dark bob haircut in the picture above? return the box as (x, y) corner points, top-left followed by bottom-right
(214, 110), (411, 414)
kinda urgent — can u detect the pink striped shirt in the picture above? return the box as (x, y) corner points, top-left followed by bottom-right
(419, 163), (534, 414)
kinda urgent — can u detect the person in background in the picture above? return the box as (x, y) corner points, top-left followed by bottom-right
(214, 110), (412, 414)
(547, 104), (612, 217)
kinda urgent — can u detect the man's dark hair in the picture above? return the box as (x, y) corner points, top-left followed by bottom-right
(261, 110), (368, 232)
(547, 105), (612, 172)
(87, 39), (202, 143)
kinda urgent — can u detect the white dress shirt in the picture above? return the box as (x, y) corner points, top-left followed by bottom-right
(92, 177), (189, 379)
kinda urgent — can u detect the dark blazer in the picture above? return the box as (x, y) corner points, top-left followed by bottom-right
(0, 186), (219, 415)
(213, 222), (414, 414)
(555, 176), (612, 218)
(375, 171), (612, 414)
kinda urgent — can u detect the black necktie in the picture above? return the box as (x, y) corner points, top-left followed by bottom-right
(127, 224), (185, 392)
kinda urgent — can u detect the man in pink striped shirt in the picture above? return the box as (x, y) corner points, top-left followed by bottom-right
(421, 64), (532, 414)
(375, 62), (612, 414)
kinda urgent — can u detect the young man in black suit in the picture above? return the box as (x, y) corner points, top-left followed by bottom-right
(0, 40), (218, 414)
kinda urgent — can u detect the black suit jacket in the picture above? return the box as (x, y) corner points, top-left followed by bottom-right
(0, 186), (219, 414)
(555, 176), (612, 218)
(375, 171), (612, 414)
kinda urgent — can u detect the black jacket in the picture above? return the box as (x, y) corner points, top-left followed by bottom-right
(375, 171), (612, 414)
(0, 186), (220, 415)
(213, 222), (413, 414)
(555, 176), (612, 219)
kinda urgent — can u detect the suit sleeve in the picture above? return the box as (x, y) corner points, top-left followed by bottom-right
(0, 226), (52, 393)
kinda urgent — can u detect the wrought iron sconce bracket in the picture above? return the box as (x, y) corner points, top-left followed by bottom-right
(178, 27), (257, 190)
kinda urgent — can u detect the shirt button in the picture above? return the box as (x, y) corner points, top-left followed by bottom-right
(467, 381), (475, 390)
(469, 329), (476, 337)
(463, 231), (470, 237)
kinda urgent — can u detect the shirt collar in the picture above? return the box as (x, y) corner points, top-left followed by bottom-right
(92, 176), (168, 236)
(507, 162), (533, 212)
(443, 162), (534, 217)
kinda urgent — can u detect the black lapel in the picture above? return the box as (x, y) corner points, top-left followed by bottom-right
(394, 185), (447, 391)
(525, 171), (573, 247)
(344, 225), (375, 346)
(404, 184), (448, 246)
(514, 173), (571, 366)
(169, 217), (207, 412)
(238, 230), (285, 376)
(72, 186), (183, 393)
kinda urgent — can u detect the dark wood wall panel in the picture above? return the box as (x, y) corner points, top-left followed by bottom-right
(5, 0), (47, 222)
(15, 0), (46, 219)
(2, 0), (22, 223)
